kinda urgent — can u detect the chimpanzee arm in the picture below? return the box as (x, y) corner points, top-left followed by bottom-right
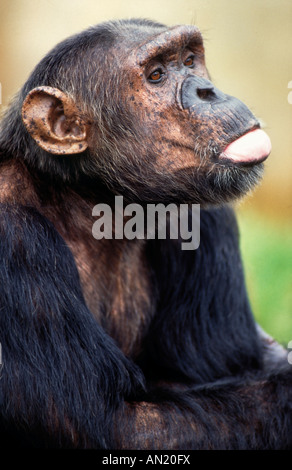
(115, 367), (292, 450)
(0, 204), (143, 448)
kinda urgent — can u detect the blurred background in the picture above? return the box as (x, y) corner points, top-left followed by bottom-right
(0, 0), (291, 344)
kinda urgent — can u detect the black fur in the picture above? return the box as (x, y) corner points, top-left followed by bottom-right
(139, 207), (262, 383)
(0, 205), (143, 448)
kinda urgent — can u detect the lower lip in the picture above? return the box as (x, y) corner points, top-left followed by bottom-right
(219, 129), (272, 164)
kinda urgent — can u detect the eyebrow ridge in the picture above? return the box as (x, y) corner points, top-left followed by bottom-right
(136, 25), (203, 67)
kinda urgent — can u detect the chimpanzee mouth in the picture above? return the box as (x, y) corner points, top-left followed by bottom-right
(219, 129), (272, 167)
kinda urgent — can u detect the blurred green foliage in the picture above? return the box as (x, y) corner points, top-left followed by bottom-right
(237, 210), (292, 346)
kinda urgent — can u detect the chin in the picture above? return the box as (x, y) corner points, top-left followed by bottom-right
(202, 161), (265, 204)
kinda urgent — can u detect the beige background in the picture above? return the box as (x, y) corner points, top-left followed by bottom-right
(0, 0), (291, 218)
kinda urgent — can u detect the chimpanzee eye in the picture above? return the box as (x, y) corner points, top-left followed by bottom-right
(184, 55), (195, 68)
(148, 68), (164, 83)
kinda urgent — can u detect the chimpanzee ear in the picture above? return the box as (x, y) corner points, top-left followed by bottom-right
(22, 86), (88, 155)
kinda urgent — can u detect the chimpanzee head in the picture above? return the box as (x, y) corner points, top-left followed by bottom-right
(1, 19), (271, 205)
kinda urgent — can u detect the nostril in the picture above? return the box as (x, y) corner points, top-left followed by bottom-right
(181, 76), (227, 110)
(197, 86), (216, 101)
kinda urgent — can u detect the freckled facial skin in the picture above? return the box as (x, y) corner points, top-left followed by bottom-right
(126, 26), (211, 169)
(90, 25), (265, 205)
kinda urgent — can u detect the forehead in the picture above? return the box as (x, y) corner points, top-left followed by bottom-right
(117, 24), (203, 66)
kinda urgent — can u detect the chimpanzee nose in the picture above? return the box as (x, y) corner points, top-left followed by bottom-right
(181, 76), (227, 110)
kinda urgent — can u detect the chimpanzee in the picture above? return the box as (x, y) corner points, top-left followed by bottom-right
(0, 18), (291, 449)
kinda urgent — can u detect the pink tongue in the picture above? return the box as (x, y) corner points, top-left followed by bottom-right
(221, 129), (271, 163)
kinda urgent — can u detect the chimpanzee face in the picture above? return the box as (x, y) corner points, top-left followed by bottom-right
(21, 23), (271, 205)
